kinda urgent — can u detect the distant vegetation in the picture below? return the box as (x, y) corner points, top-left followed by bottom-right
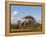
(10, 16), (42, 32)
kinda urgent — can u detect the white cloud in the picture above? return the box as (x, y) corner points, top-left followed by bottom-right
(11, 11), (18, 25)
(34, 17), (41, 24)
(37, 19), (41, 24)
(36, 18), (41, 24)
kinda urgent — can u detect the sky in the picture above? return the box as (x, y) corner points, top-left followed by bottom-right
(11, 5), (41, 24)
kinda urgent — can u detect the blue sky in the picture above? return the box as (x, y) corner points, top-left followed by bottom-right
(11, 5), (41, 24)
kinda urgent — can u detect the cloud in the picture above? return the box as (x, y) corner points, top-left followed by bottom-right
(36, 18), (41, 24)
(11, 11), (18, 25)
(37, 19), (41, 24)
(34, 17), (41, 24)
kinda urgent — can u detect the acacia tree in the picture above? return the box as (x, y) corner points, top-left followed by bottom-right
(21, 16), (38, 30)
